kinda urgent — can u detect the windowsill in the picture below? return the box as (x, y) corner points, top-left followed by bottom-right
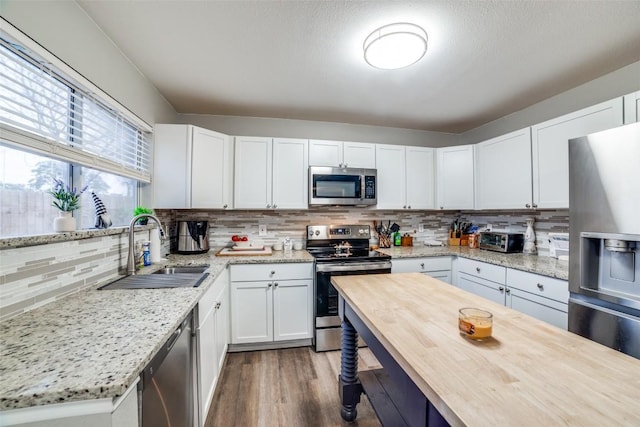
(0, 224), (157, 249)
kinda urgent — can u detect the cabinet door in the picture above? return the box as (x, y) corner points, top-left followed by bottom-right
(214, 280), (229, 373)
(475, 128), (532, 209)
(405, 146), (436, 209)
(375, 144), (406, 209)
(272, 138), (308, 209)
(191, 128), (233, 209)
(343, 141), (376, 168)
(436, 145), (475, 210)
(153, 124), (191, 208)
(230, 281), (273, 343)
(507, 289), (568, 330)
(309, 139), (342, 166)
(273, 279), (313, 341)
(234, 137), (272, 209)
(532, 98), (623, 208)
(624, 91), (640, 124)
(198, 303), (217, 424)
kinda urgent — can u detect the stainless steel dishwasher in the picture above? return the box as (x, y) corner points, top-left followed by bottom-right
(139, 311), (196, 427)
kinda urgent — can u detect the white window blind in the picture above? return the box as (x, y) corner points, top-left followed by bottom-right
(0, 34), (152, 182)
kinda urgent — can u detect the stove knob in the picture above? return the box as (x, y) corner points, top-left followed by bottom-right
(315, 230), (320, 236)
(309, 230), (313, 237)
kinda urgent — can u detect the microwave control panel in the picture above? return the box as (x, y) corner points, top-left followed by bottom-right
(364, 176), (376, 199)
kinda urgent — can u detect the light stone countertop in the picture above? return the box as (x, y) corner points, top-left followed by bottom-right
(0, 245), (563, 411)
(377, 246), (568, 280)
(0, 248), (313, 411)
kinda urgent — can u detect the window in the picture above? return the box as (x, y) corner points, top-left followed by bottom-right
(0, 29), (152, 237)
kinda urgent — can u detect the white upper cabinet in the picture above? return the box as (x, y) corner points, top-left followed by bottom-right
(436, 145), (475, 210)
(475, 128), (533, 210)
(234, 137), (308, 209)
(309, 140), (375, 168)
(375, 145), (436, 210)
(272, 138), (309, 209)
(405, 146), (436, 209)
(191, 127), (233, 209)
(531, 98), (623, 208)
(342, 141), (376, 168)
(234, 137), (272, 209)
(624, 91), (640, 124)
(154, 124), (233, 209)
(375, 144), (406, 209)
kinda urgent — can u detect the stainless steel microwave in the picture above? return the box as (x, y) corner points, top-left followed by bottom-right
(309, 166), (377, 206)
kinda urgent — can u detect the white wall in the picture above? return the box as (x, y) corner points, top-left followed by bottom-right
(0, 0), (178, 126)
(178, 113), (459, 147)
(460, 61), (640, 144)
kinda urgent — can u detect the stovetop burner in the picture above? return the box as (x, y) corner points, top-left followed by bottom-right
(306, 224), (391, 263)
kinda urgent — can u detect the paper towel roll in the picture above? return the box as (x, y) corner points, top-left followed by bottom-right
(150, 228), (162, 263)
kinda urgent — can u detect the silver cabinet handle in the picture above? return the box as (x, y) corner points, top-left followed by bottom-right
(440, 206), (444, 210)
(270, 270), (276, 275)
(499, 286), (505, 291)
(274, 282), (279, 287)
(403, 205), (407, 209)
(273, 204), (277, 209)
(267, 282), (273, 288)
(215, 302), (221, 309)
(223, 204), (228, 209)
(525, 203), (531, 208)
(532, 203), (538, 208)
(266, 204), (271, 208)
(505, 288), (511, 294)
(476, 267), (481, 273)
(420, 262), (425, 269)
(408, 205), (411, 209)
(537, 283), (544, 290)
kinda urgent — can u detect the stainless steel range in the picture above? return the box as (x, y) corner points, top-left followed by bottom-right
(306, 224), (391, 351)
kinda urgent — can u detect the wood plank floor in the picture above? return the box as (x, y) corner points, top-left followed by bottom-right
(205, 347), (383, 427)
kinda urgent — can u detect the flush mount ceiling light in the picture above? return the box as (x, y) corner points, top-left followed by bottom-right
(363, 22), (428, 70)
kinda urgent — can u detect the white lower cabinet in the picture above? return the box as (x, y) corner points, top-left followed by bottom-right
(505, 268), (568, 330)
(197, 269), (229, 426)
(391, 257), (452, 284)
(230, 263), (313, 345)
(456, 258), (568, 329)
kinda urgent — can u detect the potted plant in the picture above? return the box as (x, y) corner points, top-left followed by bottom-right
(50, 178), (87, 232)
(133, 206), (154, 225)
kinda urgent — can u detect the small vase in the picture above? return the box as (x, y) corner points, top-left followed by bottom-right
(523, 217), (537, 255)
(54, 211), (76, 233)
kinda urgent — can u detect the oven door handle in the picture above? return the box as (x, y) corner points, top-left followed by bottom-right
(315, 261), (392, 273)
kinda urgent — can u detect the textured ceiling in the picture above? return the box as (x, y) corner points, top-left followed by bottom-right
(77, 0), (640, 133)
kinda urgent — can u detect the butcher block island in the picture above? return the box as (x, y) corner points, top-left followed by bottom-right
(331, 273), (640, 426)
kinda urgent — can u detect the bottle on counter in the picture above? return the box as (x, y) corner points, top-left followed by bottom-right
(394, 232), (401, 246)
(143, 241), (151, 266)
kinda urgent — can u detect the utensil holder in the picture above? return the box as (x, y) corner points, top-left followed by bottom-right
(379, 234), (391, 248)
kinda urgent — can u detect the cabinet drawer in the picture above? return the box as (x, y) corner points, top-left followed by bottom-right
(230, 263), (313, 282)
(392, 257), (451, 273)
(506, 268), (569, 304)
(457, 258), (506, 284)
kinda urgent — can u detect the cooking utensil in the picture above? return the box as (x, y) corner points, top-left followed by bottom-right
(390, 223), (400, 233)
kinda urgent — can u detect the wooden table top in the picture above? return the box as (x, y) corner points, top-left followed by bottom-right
(331, 273), (640, 427)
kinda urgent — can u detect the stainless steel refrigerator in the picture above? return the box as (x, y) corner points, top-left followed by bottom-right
(568, 122), (640, 360)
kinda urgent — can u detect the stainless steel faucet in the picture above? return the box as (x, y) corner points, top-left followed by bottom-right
(127, 214), (165, 275)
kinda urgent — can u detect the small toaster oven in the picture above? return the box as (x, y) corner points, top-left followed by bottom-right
(479, 232), (525, 253)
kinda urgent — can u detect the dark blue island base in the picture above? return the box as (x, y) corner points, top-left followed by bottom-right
(338, 297), (450, 427)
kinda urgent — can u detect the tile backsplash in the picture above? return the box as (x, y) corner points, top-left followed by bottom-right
(0, 229), (151, 320)
(156, 208), (569, 254)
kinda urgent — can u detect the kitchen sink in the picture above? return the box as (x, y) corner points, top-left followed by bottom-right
(152, 266), (208, 275)
(100, 266), (209, 290)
